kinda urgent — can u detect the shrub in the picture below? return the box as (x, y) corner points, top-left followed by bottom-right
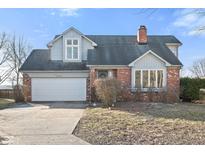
(90, 87), (98, 102)
(180, 78), (205, 101)
(94, 78), (121, 107)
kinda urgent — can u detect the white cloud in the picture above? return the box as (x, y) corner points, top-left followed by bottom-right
(50, 8), (79, 17)
(59, 8), (79, 17)
(173, 13), (198, 27)
(173, 9), (205, 36)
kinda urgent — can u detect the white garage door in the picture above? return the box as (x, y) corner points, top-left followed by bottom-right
(32, 78), (86, 101)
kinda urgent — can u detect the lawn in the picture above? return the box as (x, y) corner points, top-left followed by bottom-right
(74, 102), (205, 145)
(0, 98), (14, 109)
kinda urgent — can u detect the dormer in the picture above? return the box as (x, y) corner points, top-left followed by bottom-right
(47, 27), (97, 62)
(165, 43), (182, 57)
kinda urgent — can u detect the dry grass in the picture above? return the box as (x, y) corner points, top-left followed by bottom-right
(0, 98), (14, 109)
(74, 102), (205, 145)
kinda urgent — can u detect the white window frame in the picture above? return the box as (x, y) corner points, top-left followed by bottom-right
(65, 38), (80, 60)
(133, 69), (165, 91)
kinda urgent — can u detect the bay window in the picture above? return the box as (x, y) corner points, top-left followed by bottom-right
(65, 39), (79, 60)
(134, 69), (164, 89)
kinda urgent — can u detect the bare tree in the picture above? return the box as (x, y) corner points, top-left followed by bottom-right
(190, 58), (205, 78)
(0, 32), (8, 66)
(6, 35), (30, 101)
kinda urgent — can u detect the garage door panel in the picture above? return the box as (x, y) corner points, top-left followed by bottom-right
(32, 78), (86, 101)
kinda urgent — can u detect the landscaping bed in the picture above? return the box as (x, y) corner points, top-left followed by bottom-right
(74, 102), (205, 144)
(0, 98), (14, 109)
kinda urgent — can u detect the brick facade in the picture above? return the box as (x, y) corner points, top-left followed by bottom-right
(166, 66), (180, 102)
(116, 68), (131, 87)
(88, 66), (180, 103)
(23, 66), (180, 103)
(23, 73), (31, 102)
(116, 68), (133, 101)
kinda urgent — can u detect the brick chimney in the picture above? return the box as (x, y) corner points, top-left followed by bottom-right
(137, 25), (148, 44)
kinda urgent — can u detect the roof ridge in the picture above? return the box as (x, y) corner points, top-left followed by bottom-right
(85, 34), (175, 36)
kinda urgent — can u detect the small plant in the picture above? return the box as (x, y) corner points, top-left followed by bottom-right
(94, 78), (121, 107)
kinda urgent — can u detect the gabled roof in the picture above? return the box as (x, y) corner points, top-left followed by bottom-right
(21, 31), (183, 71)
(47, 27), (97, 47)
(20, 49), (88, 71)
(86, 35), (182, 66)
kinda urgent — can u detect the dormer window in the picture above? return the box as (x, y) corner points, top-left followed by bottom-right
(65, 39), (79, 60)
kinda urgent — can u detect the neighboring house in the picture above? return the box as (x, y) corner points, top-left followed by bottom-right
(20, 25), (183, 102)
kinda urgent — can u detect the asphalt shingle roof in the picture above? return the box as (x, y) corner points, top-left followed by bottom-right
(86, 35), (182, 66)
(20, 49), (88, 71)
(20, 35), (182, 71)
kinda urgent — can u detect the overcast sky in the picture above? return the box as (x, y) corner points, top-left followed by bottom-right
(0, 8), (205, 80)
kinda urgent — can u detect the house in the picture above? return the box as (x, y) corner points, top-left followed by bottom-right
(20, 25), (182, 102)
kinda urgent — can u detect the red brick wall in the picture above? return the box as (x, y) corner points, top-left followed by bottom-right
(23, 73), (31, 102)
(116, 68), (133, 101)
(88, 66), (181, 103)
(88, 68), (132, 102)
(167, 66), (180, 102)
(116, 68), (131, 87)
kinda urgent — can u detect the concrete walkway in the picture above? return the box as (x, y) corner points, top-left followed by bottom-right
(0, 102), (89, 145)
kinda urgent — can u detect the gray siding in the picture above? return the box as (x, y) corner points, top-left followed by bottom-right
(133, 52), (166, 69)
(167, 45), (178, 57)
(82, 38), (94, 60)
(50, 29), (94, 61)
(50, 38), (63, 60)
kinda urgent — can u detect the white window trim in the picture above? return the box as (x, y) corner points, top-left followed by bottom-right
(133, 69), (166, 91)
(65, 38), (80, 60)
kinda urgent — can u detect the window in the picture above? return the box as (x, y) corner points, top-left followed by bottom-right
(97, 70), (108, 78)
(135, 71), (141, 88)
(65, 39), (79, 60)
(142, 70), (149, 88)
(97, 70), (117, 79)
(134, 69), (164, 89)
(150, 70), (156, 88)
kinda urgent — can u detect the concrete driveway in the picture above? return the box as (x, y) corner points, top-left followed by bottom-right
(0, 102), (89, 145)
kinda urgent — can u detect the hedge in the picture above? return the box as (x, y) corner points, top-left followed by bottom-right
(180, 77), (205, 101)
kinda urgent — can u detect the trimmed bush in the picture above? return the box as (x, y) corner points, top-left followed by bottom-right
(94, 78), (121, 107)
(180, 78), (205, 101)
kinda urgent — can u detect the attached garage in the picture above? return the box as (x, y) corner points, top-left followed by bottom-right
(31, 78), (87, 102)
